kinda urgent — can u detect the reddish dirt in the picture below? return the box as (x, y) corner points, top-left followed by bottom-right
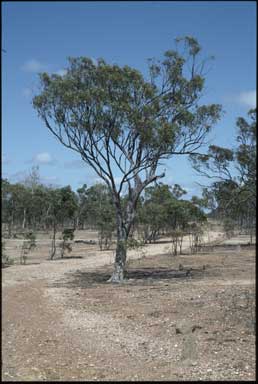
(2, 235), (256, 381)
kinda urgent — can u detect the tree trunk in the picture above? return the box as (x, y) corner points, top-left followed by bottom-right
(50, 221), (57, 260)
(8, 220), (12, 238)
(22, 208), (26, 229)
(109, 236), (127, 282)
(250, 224), (253, 244)
(108, 209), (128, 283)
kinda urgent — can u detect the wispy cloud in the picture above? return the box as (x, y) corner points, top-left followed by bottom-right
(226, 90), (256, 108)
(237, 90), (256, 108)
(31, 152), (57, 166)
(21, 59), (47, 73)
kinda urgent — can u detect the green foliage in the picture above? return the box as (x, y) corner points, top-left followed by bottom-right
(48, 186), (77, 223)
(86, 184), (115, 229)
(33, 37), (221, 199)
(47, 186), (77, 259)
(75, 183), (116, 250)
(62, 228), (75, 241)
(191, 109), (256, 239)
(138, 184), (171, 243)
(126, 237), (145, 250)
(126, 238), (146, 261)
(137, 183), (207, 245)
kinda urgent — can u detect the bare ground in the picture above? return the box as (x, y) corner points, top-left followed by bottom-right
(2, 232), (256, 381)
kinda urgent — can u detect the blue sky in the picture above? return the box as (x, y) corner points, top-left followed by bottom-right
(2, 1), (256, 197)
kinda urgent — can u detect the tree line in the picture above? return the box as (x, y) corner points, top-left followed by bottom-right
(2, 173), (208, 254)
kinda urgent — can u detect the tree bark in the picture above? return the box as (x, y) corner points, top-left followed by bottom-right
(22, 208), (26, 229)
(50, 221), (57, 260)
(108, 206), (128, 283)
(109, 236), (127, 282)
(8, 220), (12, 238)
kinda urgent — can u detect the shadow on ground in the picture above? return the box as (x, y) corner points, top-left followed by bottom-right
(51, 266), (205, 289)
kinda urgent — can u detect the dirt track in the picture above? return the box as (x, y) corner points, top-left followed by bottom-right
(2, 233), (256, 381)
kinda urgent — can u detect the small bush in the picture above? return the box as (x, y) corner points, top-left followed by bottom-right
(2, 241), (14, 267)
(60, 228), (74, 258)
(20, 231), (37, 264)
(98, 228), (113, 251)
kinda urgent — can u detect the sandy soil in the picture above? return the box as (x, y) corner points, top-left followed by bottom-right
(2, 231), (256, 381)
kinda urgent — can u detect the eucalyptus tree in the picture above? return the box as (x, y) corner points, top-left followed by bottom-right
(47, 186), (77, 259)
(138, 184), (172, 243)
(191, 109), (256, 239)
(33, 36), (221, 282)
(235, 109), (256, 208)
(76, 184), (88, 229)
(2, 179), (14, 236)
(2, 180), (31, 234)
(79, 183), (116, 249)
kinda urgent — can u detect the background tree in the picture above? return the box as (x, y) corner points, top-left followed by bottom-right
(47, 186), (77, 259)
(76, 184), (88, 229)
(1, 180), (31, 236)
(60, 228), (75, 258)
(2, 179), (16, 237)
(82, 183), (116, 250)
(191, 109), (256, 242)
(20, 231), (37, 265)
(33, 36), (221, 282)
(23, 165), (41, 193)
(138, 184), (173, 243)
(166, 196), (206, 255)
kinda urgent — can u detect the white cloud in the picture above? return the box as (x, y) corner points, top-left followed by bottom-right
(33, 152), (56, 165)
(21, 59), (47, 73)
(237, 90), (256, 108)
(55, 69), (67, 76)
(226, 90), (256, 108)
